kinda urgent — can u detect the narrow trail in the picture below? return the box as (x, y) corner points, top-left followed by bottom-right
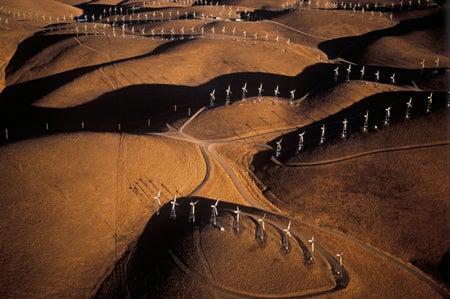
(283, 140), (450, 166)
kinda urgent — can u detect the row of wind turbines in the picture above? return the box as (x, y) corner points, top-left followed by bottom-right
(154, 190), (329, 259)
(275, 92), (437, 158)
(162, 192), (348, 275)
(209, 83), (295, 107)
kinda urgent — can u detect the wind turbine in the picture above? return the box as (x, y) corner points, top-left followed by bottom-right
(341, 118), (348, 138)
(153, 190), (162, 207)
(241, 83), (248, 101)
(336, 251), (345, 274)
(225, 85), (232, 105)
(210, 199), (219, 225)
(375, 69), (380, 83)
(170, 194), (179, 219)
(282, 221), (291, 251)
(258, 83), (264, 99)
(275, 138), (283, 158)
(289, 89), (296, 104)
(346, 64), (351, 82)
(308, 236), (315, 260)
(390, 73), (396, 85)
(298, 131), (305, 151)
(360, 65), (365, 80)
(426, 92), (433, 113)
(320, 124), (326, 144)
(189, 200), (200, 223)
(405, 97), (413, 119)
(234, 206), (241, 232)
(274, 85), (280, 98)
(256, 213), (266, 240)
(384, 106), (391, 127)
(363, 110), (369, 133)
(334, 66), (339, 81)
(210, 89), (216, 107)
(420, 59), (425, 73)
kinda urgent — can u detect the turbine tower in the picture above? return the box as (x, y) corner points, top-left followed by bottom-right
(336, 251), (345, 275)
(275, 138), (283, 158)
(241, 83), (248, 101)
(360, 65), (365, 80)
(426, 92), (433, 114)
(341, 118), (348, 139)
(375, 69), (380, 84)
(289, 89), (296, 104)
(274, 85), (280, 98)
(320, 124), (326, 145)
(256, 213), (266, 240)
(308, 236), (315, 260)
(405, 97), (413, 120)
(258, 83), (264, 100)
(189, 200), (199, 223)
(225, 85), (232, 105)
(346, 64), (351, 82)
(333, 66), (339, 82)
(282, 221), (291, 251)
(298, 131), (305, 152)
(209, 89), (216, 107)
(210, 199), (219, 226)
(363, 110), (369, 133)
(384, 106), (391, 127)
(170, 194), (179, 220)
(234, 206), (241, 232)
(153, 189), (162, 215)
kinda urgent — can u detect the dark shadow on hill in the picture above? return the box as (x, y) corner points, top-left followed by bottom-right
(93, 197), (263, 298)
(258, 91), (449, 162)
(0, 64), (335, 144)
(318, 8), (446, 61)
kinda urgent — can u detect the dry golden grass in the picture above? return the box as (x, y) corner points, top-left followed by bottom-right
(0, 132), (206, 298)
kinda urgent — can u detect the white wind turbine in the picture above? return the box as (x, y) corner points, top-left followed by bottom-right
(346, 64), (351, 82)
(170, 194), (179, 219)
(241, 83), (248, 100)
(341, 118), (348, 138)
(189, 200), (200, 223)
(282, 221), (292, 251)
(258, 83), (264, 99)
(298, 131), (305, 151)
(375, 69), (380, 83)
(405, 97), (413, 119)
(234, 206), (241, 232)
(320, 124), (326, 144)
(334, 66), (339, 81)
(308, 236), (315, 260)
(390, 73), (396, 85)
(384, 106), (391, 126)
(426, 92), (433, 113)
(275, 138), (283, 158)
(360, 65), (365, 80)
(289, 89), (296, 104)
(256, 213), (266, 240)
(363, 110), (369, 133)
(274, 85), (280, 98)
(153, 190), (162, 207)
(210, 199), (219, 225)
(336, 251), (345, 274)
(225, 85), (232, 105)
(210, 89), (216, 107)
